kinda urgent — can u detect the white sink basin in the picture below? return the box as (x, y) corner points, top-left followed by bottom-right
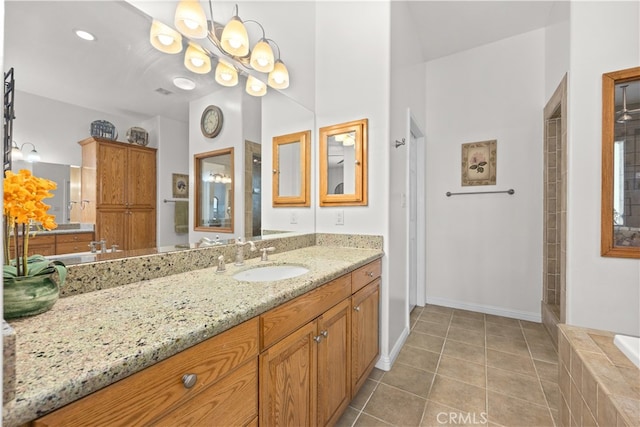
(233, 265), (309, 282)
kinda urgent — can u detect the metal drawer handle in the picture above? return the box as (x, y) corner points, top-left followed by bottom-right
(182, 373), (197, 389)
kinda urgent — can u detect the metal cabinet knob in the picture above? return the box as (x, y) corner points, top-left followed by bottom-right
(182, 373), (197, 389)
(367, 271), (374, 277)
(314, 335), (322, 343)
(354, 306), (361, 312)
(321, 330), (328, 338)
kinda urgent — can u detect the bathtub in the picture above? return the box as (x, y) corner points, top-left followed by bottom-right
(614, 334), (640, 369)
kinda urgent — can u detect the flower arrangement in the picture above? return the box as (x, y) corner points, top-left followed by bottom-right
(3, 169), (64, 278)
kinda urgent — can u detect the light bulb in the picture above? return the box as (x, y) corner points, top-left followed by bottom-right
(174, 0), (207, 39)
(246, 75), (267, 96)
(150, 20), (182, 54)
(220, 16), (249, 56)
(215, 61), (238, 87)
(184, 44), (211, 74)
(268, 60), (289, 89)
(190, 57), (204, 67)
(250, 39), (274, 72)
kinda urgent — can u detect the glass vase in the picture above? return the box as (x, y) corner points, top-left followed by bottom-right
(3, 273), (60, 319)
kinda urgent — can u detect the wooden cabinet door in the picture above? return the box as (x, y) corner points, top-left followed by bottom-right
(95, 209), (126, 249)
(127, 146), (156, 209)
(351, 279), (380, 395)
(97, 142), (127, 207)
(127, 209), (156, 250)
(260, 320), (318, 427)
(317, 299), (351, 427)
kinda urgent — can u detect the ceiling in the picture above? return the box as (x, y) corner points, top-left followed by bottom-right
(4, 1), (559, 122)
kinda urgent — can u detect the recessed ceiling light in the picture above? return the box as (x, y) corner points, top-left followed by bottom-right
(173, 77), (196, 91)
(74, 29), (96, 41)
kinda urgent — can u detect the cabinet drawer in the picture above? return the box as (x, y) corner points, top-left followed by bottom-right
(351, 259), (381, 294)
(260, 274), (351, 350)
(56, 232), (94, 244)
(33, 318), (259, 426)
(56, 242), (93, 255)
(155, 358), (258, 426)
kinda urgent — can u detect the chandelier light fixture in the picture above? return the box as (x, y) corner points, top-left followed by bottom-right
(149, 0), (290, 97)
(11, 141), (40, 162)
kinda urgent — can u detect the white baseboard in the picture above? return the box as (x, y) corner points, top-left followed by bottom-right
(425, 297), (542, 323)
(375, 325), (410, 371)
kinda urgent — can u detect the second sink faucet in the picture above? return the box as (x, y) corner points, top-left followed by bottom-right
(234, 237), (256, 266)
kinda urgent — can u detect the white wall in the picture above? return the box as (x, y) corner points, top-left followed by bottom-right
(388, 1), (426, 363)
(544, 1), (570, 101)
(12, 91), (144, 166)
(425, 29), (545, 321)
(566, 1), (640, 336)
(188, 85), (245, 241)
(262, 91), (316, 233)
(314, 1), (391, 367)
(145, 116), (189, 247)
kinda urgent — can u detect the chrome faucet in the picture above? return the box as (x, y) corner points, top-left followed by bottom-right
(88, 239), (107, 254)
(260, 247), (276, 261)
(216, 255), (226, 273)
(234, 237), (256, 266)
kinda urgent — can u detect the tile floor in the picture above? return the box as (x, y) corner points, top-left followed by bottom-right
(337, 304), (559, 427)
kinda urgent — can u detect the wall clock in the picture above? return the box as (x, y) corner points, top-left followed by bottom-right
(201, 105), (223, 138)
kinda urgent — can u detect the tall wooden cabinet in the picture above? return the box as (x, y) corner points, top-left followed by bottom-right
(79, 137), (157, 251)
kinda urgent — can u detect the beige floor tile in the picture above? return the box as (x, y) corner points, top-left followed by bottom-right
(413, 319), (449, 337)
(428, 375), (487, 415)
(534, 359), (559, 384)
(486, 366), (547, 406)
(524, 328), (556, 347)
(541, 380), (560, 411)
(485, 314), (521, 328)
(336, 406), (360, 427)
(424, 305), (454, 315)
(453, 309), (485, 320)
(354, 413), (393, 426)
(485, 322), (524, 339)
(363, 383), (426, 426)
(450, 316), (484, 332)
(421, 399), (488, 427)
(486, 333), (530, 357)
(487, 391), (554, 427)
(396, 345), (440, 373)
(520, 320), (547, 331)
(486, 348), (537, 377)
(368, 367), (385, 381)
(351, 379), (378, 410)
(420, 311), (452, 325)
(442, 339), (486, 365)
(406, 331), (446, 353)
(437, 355), (486, 388)
(447, 326), (486, 347)
(529, 342), (558, 364)
(382, 363), (434, 398)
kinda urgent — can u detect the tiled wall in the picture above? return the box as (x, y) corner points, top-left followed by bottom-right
(544, 117), (562, 308)
(558, 325), (639, 427)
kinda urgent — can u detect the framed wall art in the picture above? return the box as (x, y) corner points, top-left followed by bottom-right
(172, 173), (189, 198)
(461, 140), (497, 186)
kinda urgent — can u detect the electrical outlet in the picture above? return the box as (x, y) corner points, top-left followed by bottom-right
(290, 211), (298, 224)
(335, 210), (344, 225)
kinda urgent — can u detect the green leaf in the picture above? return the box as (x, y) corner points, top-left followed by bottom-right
(3, 255), (67, 286)
(478, 161), (487, 166)
(469, 165), (478, 170)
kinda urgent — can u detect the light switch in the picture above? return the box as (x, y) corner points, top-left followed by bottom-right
(335, 210), (344, 225)
(290, 211), (298, 224)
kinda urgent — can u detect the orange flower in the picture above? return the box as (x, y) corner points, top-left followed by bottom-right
(4, 169), (58, 275)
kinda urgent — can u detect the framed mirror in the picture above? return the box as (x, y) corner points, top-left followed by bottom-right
(601, 66), (640, 258)
(272, 130), (311, 207)
(319, 119), (368, 206)
(195, 148), (234, 233)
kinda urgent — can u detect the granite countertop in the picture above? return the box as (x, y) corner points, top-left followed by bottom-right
(2, 245), (383, 426)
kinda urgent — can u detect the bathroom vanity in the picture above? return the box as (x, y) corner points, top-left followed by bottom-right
(2, 239), (383, 427)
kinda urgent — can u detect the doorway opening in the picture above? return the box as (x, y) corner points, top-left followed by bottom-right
(542, 75), (567, 349)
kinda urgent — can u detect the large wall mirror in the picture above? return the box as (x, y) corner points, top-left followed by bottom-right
(195, 149), (234, 233)
(601, 66), (640, 258)
(319, 119), (368, 206)
(4, 1), (317, 265)
(272, 130), (311, 207)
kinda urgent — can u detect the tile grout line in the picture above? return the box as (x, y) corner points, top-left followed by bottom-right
(520, 319), (558, 427)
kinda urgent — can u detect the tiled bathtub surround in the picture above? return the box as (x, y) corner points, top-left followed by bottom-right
(558, 324), (640, 426)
